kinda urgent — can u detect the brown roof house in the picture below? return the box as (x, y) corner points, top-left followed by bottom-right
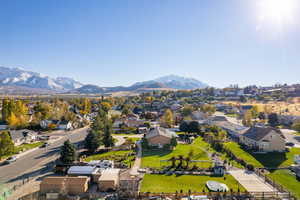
(240, 126), (286, 152)
(145, 127), (178, 148)
(40, 176), (90, 195)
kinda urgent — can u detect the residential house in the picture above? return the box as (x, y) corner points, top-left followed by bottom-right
(0, 121), (8, 130)
(40, 176), (90, 195)
(98, 168), (121, 192)
(240, 126), (286, 152)
(145, 127), (178, 148)
(191, 111), (209, 121)
(9, 129), (38, 146)
(57, 120), (73, 130)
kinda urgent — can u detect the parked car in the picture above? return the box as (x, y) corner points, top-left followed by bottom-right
(40, 142), (49, 148)
(286, 142), (295, 147)
(5, 156), (17, 164)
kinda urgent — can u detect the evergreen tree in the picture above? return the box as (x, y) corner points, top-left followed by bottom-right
(60, 140), (76, 164)
(0, 131), (14, 159)
(103, 120), (114, 147)
(1, 98), (10, 122)
(84, 131), (101, 152)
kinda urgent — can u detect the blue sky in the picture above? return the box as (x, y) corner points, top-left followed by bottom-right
(1, 0), (300, 87)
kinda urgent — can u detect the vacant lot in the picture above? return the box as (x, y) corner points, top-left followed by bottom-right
(142, 138), (211, 169)
(140, 174), (246, 193)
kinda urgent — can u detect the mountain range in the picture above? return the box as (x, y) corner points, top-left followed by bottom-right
(0, 66), (208, 94)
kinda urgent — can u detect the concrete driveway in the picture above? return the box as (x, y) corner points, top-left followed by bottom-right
(229, 169), (276, 192)
(281, 129), (300, 148)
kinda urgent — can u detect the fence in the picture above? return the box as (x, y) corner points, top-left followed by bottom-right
(255, 169), (296, 199)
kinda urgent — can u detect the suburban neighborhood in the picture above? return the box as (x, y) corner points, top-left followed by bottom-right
(1, 0), (300, 199)
(1, 86), (300, 200)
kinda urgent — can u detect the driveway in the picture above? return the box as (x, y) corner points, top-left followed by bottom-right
(280, 129), (300, 147)
(130, 140), (142, 176)
(229, 169), (276, 192)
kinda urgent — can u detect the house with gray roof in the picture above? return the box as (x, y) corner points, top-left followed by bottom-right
(9, 129), (38, 146)
(239, 126), (286, 152)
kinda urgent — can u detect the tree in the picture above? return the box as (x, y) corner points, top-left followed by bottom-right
(170, 136), (177, 147)
(0, 131), (14, 159)
(292, 121), (300, 132)
(141, 137), (149, 149)
(182, 105), (194, 117)
(258, 112), (266, 120)
(103, 120), (114, 147)
(242, 110), (253, 127)
(200, 104), (216, 116)
(268, 113), (279, 127)
(84, 131), (101, 153)
(101, 102), (112, 113)
(60, 140), (76, 164)
(1, 98), (10, 122)
(179, 121), (189, 132)
(189, 121), (200, 133)
(163, 109), (173, 128)
(250, 105), (259, 119)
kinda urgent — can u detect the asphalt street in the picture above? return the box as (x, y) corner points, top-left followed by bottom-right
(0, 127), (88, 184)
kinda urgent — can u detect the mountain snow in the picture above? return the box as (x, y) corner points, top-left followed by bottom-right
(0, 66), (83, 90)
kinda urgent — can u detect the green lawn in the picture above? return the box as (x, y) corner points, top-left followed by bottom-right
(268, 170), (300, 200)
(142, 138), (212, 169)
(14, 142), (44, 153)
(224, 142), (263, 168)
(124, 137), (140, 143)
(140, 174), (246, 193)
(84, 150), (135, 167)
(1, 142), (44, 160)
(225, 113), (238, 118)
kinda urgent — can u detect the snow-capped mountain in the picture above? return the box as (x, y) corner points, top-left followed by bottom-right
(0, 66), (83, 90)
(133, 75), (208, 90)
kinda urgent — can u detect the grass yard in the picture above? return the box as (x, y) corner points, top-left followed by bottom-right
(253, 148), (300, 168)
(124, 137), (140, 143)
(224, 142), (263, 168)
(84, 150), (135, 167)
(1, 142), (44, 160)
(14, 142), (44, 153)
(267, 170), (300, 200)
(140, 174), (246, 193)
(142, 138), (212, 169)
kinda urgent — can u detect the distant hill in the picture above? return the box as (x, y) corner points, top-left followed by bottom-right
(0, 67), (208, 94)
(131, 75), (208, 90)
(0, 66), (83, 91)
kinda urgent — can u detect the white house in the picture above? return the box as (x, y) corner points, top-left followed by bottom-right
(240, 126), (286, 152)
(57, 120), (73, 130)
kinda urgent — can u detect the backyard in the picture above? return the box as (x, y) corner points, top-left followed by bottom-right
(140, 174), (246, 193)
(84, 150), (135, 167)
(141, 138), (212, 169)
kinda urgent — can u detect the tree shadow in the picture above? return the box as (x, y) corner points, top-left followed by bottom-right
(7, 160), (55, 184)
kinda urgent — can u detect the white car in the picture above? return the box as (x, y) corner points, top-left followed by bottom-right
(5, 156), (17, 164)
